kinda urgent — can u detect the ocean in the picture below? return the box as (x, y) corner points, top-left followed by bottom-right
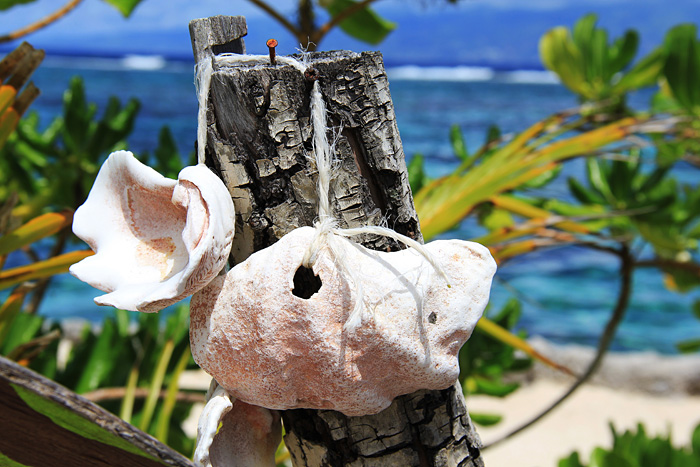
(14, 54), (700, 354)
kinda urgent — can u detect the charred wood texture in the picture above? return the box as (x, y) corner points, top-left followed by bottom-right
(190, 15), (484, 467)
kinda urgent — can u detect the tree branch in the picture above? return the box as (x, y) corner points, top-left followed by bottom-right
(245, 0), (299, 38)
(312, 0), (382, 44)
(83, 387), (206, 404)
(0, 0), (84, 44)
(484, 244), (634, 449)
(636, 257), (700, 275)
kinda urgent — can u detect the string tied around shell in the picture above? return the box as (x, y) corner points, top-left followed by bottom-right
(195, 52), (451, 329)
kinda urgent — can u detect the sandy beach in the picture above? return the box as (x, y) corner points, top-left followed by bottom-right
(471, 339), (700, 466)
(472, 380), (700, 466)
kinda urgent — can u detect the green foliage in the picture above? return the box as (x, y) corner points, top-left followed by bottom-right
(0, 0), (36, 11)
(460, 299), (531, 424)
(540, 14), (664, 105)
(101, 0), (145, 17)
(0, 76), (139, 212)
(663, 24), (700, 116)
(569, 154), (700, 290)
(407, 153), (428, 193)
(1, 305), (198, 455)
(319, 0), (396, 45)
(559, 423), (700, 467)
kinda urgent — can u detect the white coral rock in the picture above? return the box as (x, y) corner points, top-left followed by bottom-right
(70, 151), (235, 312)
(190, 226), (496, 416)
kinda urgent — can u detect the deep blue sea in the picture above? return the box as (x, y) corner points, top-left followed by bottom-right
(15, 55), (700, 354)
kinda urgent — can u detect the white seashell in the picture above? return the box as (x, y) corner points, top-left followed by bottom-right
(190, 226), (496, 416)
(194, 381), (281, 467)
(70, 151), (235, 312)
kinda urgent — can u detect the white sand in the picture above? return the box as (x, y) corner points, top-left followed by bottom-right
(471, 379), (700, 467)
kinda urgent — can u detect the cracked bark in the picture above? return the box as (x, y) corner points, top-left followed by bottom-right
(190, 15), (484, 467)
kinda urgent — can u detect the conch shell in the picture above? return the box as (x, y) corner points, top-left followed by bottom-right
(190, 226), (496, 416)
(70, 151), (235, 312)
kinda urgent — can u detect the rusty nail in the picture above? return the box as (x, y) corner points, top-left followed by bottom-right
(266, 38), (278, 66)
(304, 67), (320, 82)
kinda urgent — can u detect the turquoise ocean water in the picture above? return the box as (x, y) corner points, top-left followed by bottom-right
(13, 55), (700, 354)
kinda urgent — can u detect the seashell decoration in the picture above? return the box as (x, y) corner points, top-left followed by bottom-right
(190, 226), (497, 417)
(70, 151), (235, 312)
(194, 381), (281, 467)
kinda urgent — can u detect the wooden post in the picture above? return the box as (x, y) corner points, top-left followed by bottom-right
(190, 16), (484, 466)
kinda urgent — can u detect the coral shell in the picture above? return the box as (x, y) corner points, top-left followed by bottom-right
(190, 226), (496, 416)
(70, 151), (235, 312)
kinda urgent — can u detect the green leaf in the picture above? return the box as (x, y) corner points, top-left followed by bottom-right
(610, 30), (639, 73)
(479, 206), (514, 231)
(320, 0), (396, 45)
(522, 164), (562, 189)
(450, 124), (469, 162)
(407, 153), (427, 193)
(676, 337), (700, 353)
(0, 211), (72, 256)
(1, 312), (42, 356)
(693, 300), (700, 320)
(0, 0), (37, 11)
(614, 47), (664, 94)
(101, 0), (144, 17)
(692, 423), (700, 456)
(73, 319), (119, 393)
(469, 412), (503, 426)
(473, 376), (520, 397)
(663, 24), (700, 114)
(540, 27), (587, 97)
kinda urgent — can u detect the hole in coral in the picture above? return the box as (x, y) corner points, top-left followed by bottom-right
(428, 312), (438, 324)
(292, 265), (322, 299)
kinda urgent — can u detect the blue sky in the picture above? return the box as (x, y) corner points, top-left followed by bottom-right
(1, 0), (695, 66)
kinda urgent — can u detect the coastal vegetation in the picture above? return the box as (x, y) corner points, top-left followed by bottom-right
(1, 1), (699, 464)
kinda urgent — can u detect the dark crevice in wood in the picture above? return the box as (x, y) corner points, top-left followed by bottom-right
(211, 39), (244, 56)
(341, 126), (388, 216)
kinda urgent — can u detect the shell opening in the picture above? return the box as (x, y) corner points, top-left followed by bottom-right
(292, 265), (322, 299)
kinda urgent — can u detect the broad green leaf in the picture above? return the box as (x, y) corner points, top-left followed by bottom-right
(74, 319), (118, 393)
(558, 452), (585, 467)
(613, 47), (664, 94)
(0, 0), (36, 11)
(1, 311), (42, 356)
(610, 30), (639, 73)
(469, 412), (503, 426)
(479, 206), (514, 231)
(473, 376), (519, 397)
(320, 0), (396, 45)
(101, 0), (144, 17)
(0, 289), (26, 346)
(663, 24), (700, 114)
(0, 211), (72, 256)
(540, 27), (587, 97)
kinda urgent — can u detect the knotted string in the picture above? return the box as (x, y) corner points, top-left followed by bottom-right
(195, 52), (449, 329)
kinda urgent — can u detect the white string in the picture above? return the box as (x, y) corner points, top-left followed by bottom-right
(194, 52), (450, 330)
(195, 56), (213, 164)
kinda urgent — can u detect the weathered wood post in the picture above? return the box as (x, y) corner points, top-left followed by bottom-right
(190, 15), (484, 466)
(0, 355), (194, 467)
